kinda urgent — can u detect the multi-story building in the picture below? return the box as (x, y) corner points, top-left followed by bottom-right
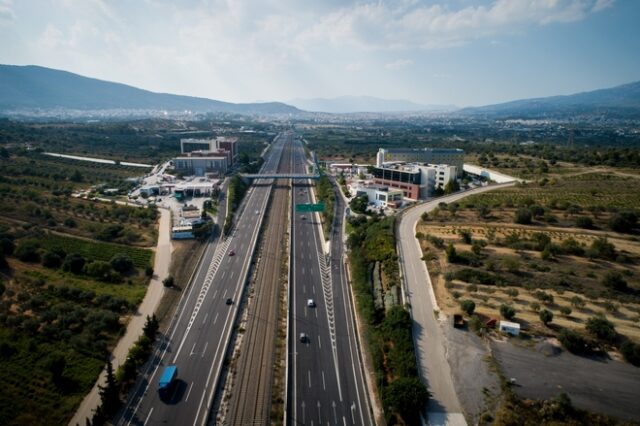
(173, 151), (228, 177)
(180, 137), (238, 165)
(349, 183), (404, 208)
(372, 163), (458, 200)
(181, 138), (216, 153)
(376, 147), (464, 176)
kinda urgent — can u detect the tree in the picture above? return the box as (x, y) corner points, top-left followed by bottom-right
(14, 239), (40, 262)
(570, 296), (585, 309)
(602, 271), (628, 292)
(458, 229), (472, 244)
(445, 243), (458, 263)
(444, 180), (460, 194)
(587, 237), (616, 260)
(608, 211), (637, 233)
(110, 254), (134, 274)
(500, 304), (516, 320)
(559, 306), (572, 316)
(163, 276), (175, 287)
(145, 266), (154, 277)
(48, 352), (66, 384)
(98, 360), (120, 419)
(0, 238), (15, 256)
(42, 251), (63, 269)
(350, 195), (368, 214)
(421, 211), (429, 222)
(620, 341), (640, 366)
(575, 216), (593, 229)
(586, 315), (616, 342)
(514, 208), (532, 225)
(382, 377), (429, 422)
(460, 300), (476, 316)
(539, 309), (553, 326)
(85, 261), (116, 282)
(143, 314), (159, 340)
(62, 253), (86, 274)
(558, 329), (587, 354)
(477, 204), (491, 219)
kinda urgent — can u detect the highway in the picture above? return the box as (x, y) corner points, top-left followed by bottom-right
(288, 139), (373, 426)
(116, 133), (288, 426)
(397, 182), (516, 426)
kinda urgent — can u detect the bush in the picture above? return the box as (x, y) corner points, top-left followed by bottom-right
(602, 271), (628, 292)
(85, 261), (117, 282)
(445, 243), (458, 263)
(460, 300), (476, 316)
(145, 266), (154, 277)
(559, 306), (572, 316)
(110, 254), (134, 274)
(620, 341), (640, 367)
(515, 208), (532, 225)
(608, 211), (637, 233)
(62, 253), (86, 274)
(500, 304), (516, 320)
(587, 237), (616, 260)
(539, 309), (553, 326)
(163, 276), (175, 287)
(458, 229), (472, 244)
(382, 377), (429, 422)
(530, 301), (541, 312)
(575, 216), (593, 229)
(42, 251), (63, 269)
(570, 296), (585, 309)
(558, 329), (588, 353)
(14, 239), (40, 262)
(586, 315), (616, 342)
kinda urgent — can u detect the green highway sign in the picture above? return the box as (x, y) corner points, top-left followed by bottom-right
(296, 203), (325, 212)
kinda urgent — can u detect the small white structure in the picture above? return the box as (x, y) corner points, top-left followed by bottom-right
(348, 182), (404, 208)
(499, 320), (520, 336)
(171, 225), (195, 240)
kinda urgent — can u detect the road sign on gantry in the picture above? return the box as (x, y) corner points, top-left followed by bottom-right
(295, 203), (325, 212)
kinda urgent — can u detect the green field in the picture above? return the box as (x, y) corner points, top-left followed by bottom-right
(40, 233), (153, 268)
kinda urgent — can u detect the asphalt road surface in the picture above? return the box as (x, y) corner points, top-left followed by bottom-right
(287, 139), (373, 426)
(397, 183), (515, 426)
(116, 133), (288, 426)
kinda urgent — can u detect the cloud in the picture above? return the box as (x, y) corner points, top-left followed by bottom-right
(592, 0), (615, 12)
(300, 0), (613, 50)
(345, 62), (363, 72)
(385, 59), (413, 70)
(0, 0), (15, 22)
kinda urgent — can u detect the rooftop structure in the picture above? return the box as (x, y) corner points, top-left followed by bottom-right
(377, 147), (464, 176)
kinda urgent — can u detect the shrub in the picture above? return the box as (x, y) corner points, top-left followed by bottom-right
(558, 329), (588, 354)
(505, 288), (519, 298)
(14, 239), (40, 262)
(534, 290), (554, 304)
(460, 299), (476, 316)
(608, 211), (637, 233)
(539, 309), (553, 326)
(110, 254), (134, 274)
(62, 253), (86, 274)
(530, 301), (541, 312)
(575, 216), (593, 229)
(469, 315), (483, 332)
(446, 243), (458, 263)
(570, 296), (585, 309)
(559, 306), (572, 316)
(382, 377), (429, 422)
(454, 268), (500, 286)
(587, 237), (616, 260)
(620, 341), (640, 367)
(586, 315), (616, 342)
(602, 271), (628, 292)
(458, 229), (472, 244)
(85, 261), (117, 282)
(145, 266), (154, 277)
(42, 251), (63, 269)
(500, 304), (516, 320)
(515, 208), (532, 225)
(163, 276), (175, 287)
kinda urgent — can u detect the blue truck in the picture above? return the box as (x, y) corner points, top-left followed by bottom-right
(158, 365), (178, 399)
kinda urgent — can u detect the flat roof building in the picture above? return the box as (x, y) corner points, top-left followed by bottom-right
(377, 147), (464, 176)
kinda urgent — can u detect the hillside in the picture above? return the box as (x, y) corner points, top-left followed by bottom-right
(459, 81), (640, 119)
(288, 95), (456, 113)
(0, 64), (300, 116)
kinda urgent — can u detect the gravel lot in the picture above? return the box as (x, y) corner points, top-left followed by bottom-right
(492, 338), (640, 422)
(442, 320), (500, 423)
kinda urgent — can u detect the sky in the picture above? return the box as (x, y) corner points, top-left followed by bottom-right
(1, 0), (639, 107)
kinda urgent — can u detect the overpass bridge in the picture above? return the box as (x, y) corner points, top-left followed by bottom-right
(241, 149), (321, 180)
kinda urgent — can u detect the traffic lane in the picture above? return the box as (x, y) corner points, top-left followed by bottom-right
(128, 163), (279, 424)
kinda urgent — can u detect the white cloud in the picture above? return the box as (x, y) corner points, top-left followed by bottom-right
(0, 0), (15, 22)
(385, 59), (413, 70)
(592, 0), (615, 12)
(345, 62), (363, 72)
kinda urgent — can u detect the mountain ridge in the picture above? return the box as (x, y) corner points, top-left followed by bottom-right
(287, 95), (457, 113)
(0, 64), (300, 116)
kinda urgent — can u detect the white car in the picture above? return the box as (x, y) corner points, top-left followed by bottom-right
(307, 299), (315, 308)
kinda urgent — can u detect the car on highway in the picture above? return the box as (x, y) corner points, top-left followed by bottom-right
(229, 250), (235, 256)
(255, 210), (260, 215)
(299, 333), (309, 343)
(300, 216), (306, 220)
(226, 298), (233, 305)
(307, 299), (315, 307)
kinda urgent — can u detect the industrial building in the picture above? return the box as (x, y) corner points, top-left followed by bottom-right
(371, 163), (458, 200)
(376, 147), (464, 176)
(174, 137), (239, 177)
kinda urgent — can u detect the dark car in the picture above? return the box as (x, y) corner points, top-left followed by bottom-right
(226, 298), (233, 305)
(229, 250), (235, 256)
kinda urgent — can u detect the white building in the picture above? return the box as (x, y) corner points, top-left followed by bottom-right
(376, 147), (464, 176)
(417, 164), (458, 198)
(349, 183), (404, 208)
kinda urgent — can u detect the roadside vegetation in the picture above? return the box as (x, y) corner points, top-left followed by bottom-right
(314, 175), (335, 239)
(347, 215), (428, 425)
